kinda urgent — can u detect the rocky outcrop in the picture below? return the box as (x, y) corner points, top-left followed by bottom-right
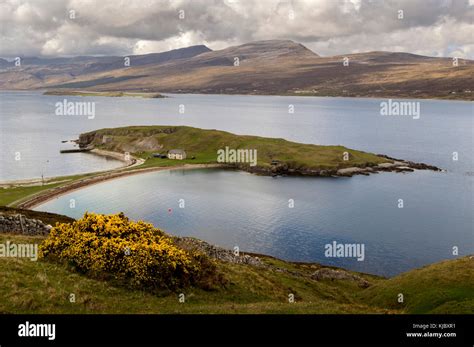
(311, 268), (370, 288)
(174, 236), (263, 266)
(0, 214), (52, 236)
(376, 154), (441, 172)
(175, 236), (372, 287)
(237, 155), (442, 178)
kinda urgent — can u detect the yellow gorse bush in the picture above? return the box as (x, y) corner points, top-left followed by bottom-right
(40, 212), (211, 289)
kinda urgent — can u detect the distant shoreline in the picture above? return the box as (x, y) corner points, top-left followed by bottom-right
(0, 89), (471, 102)
(43, 89), (473, 101)
(43, 90), (166, 98)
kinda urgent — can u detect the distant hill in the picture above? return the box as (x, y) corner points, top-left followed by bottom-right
(0, 40), (472, 100)
(81, 45), (211, 74)
(0, 58), (11, 68)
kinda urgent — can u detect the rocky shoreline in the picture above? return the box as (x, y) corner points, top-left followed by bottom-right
(174, 236), (371, 287)
(241, 154), (442, 177)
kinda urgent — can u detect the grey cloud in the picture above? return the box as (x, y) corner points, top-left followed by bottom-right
(0, 0), (472, 59)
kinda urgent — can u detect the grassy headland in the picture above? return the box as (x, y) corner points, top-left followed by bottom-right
(2, 125), (440, 209)
(79, 125), (391, 174)
(44, 90), (166, 98)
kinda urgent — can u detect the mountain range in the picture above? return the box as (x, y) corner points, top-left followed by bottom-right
(1, 40), (472, 100)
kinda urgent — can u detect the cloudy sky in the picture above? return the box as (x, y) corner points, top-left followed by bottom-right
(0, 0), (473, 59)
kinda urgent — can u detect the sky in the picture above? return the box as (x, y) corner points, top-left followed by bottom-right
(0, 0), (473, 59)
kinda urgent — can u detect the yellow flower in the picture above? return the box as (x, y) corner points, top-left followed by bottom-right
(39, 212), (211, 289)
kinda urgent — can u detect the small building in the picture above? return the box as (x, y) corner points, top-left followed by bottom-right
(167, 149), (187, 160)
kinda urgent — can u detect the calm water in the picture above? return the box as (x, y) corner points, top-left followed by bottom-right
(35, 168), (472, 277)
(1, 91), (472, 180)
(1, 91), (472, 276)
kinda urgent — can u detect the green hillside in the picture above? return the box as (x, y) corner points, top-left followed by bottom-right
(80, 125), (389, 173)
(0, 210), (471, 314)
(358, 256), (474, 314)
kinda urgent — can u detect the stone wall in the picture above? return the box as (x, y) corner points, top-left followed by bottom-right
(0, 214), (52, 236)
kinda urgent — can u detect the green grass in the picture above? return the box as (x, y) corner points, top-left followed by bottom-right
(0, 173), (93, 207)
(0, 182), (65, 206)
(358, 256), (474, 314)
(0, 232), (471, 314)
(0, 233), (387, 314)
(83, 125), (389, 171)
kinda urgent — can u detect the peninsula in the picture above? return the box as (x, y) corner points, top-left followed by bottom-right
(79, 125), (440, 177)
(1, 126), (441, 209)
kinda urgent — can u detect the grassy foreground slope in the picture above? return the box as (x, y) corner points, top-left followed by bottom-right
(0, 233), (383, 314)
(0, 233), (471, 314)
(80, 125), (389, 172)
(359, 256), (474, 314)
(0, 209), (471, 314)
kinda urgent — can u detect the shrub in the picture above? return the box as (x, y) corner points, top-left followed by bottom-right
(40, 212), (217, 290)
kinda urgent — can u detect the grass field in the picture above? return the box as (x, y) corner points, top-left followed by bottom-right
(358, 256), (474, 314)
(0, 173), (95, 206)
(0, 231), (471, 314)
(82, 125), (389, 170)
(0, 183), (64, 206)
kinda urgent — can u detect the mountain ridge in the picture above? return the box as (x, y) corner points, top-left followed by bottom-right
(1, 39), (472, 100)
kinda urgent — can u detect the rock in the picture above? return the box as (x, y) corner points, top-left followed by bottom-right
(0, 213), (53, 236)
(376, 162), (397, 169)
(337, 167), (375, 177)
(311, 268), (370, 288)
(174, 236), (263, 266)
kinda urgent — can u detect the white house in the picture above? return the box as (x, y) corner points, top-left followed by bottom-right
(167, 149), (187, 160)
